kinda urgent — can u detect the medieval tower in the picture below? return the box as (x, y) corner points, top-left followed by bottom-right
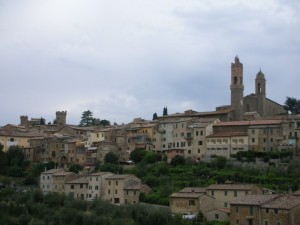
(255, 70), (266, 117)
(230, 56), (244, 120)
(55, 111), (67, 126)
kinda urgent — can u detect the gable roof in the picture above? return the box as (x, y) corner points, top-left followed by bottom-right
(230, 194), (278, 206)
(261, 195), (300, 210)
(206, 184), (260, 191)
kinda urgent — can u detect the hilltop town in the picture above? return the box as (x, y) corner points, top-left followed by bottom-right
(1, 57), (300, 224)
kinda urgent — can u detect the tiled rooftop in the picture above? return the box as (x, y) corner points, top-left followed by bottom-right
(262, 195), (300, 209)
(207, 184), (258, 190)
(230, 194), (278, 206)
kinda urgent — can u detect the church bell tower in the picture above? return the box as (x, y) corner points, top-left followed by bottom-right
(230, 56), (244, 120)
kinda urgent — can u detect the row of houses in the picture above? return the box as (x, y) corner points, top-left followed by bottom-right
(40, 168), (151, 205)
(1, 111), (300, 167)
(170, 184), (300, 225)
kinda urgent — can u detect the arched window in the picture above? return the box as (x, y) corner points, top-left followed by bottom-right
(258, 83), (261, 93)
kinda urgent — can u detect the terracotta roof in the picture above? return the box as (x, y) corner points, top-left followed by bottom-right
(262, 195), (300, 210)
(171, 192), (204, 198)
(66, 176), (88, 184)
(207, 208), (231, 214)
(41, 169), (64, 174)
(230, 194), (278, 206)
(207, 132), (248, 138)
(105, 174), (133, 180)
(89, 172), (113, 177)
(215, 120), (282, 127)
(52, 171), (74, 176)
(207, 184), (259, 191)
(179, 187), (207, 194)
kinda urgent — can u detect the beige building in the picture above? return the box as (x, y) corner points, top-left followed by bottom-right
(206, 132), (248, 158)
(51, 171), (77, 193)
(260, 195), (300, 225)
(206, 208), (230, 222)
(87, 172), (113, 200)
(170, 187), (214, 217)
(0, 132), (36, 152)
(104, 174), (142, 205)
(230, 194), (278, 225)
(230, 194), (300, 225)
(65, 176), (88, 200)
(206, 184), (263, 209)
(40, 169), (64, 194)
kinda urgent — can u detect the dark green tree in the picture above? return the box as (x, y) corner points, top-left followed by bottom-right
(163, 107), (168, 116)
(152, 113), (158, 120)
(104, 152), (119, 164)
(79, 110), (95, 126)
(130, 149), (146, 163)
(100, 119), (111, 126)
(170, 155), (185, 166)
(284, 97), (300, 114)
(69, 163), (83, 174)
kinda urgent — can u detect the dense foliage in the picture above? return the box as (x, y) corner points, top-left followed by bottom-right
(284, 96), (300, 114)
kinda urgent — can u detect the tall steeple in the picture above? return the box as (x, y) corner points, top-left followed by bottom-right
(255, 69), (266, 117)
(230, 56), (244, 120)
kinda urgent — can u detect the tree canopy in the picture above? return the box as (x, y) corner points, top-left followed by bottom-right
(284, 97), (300, 114)
(79, 110), (111, 127)
(163, 107), (168, 116)
(152, 113), (158, 120)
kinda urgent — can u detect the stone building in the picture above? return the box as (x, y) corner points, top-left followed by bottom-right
(230, 56), (286, 121)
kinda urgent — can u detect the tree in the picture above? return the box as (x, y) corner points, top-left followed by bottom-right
(152, 113), (158, 120)
(170, 155), (185, 166)
(69, 163), (83, 174)
(79, 110), (95, 126)
(79, 110), (111, 126)
(163, 107), (168, 116)
(284, 97), (300, 114)
(100, 119), (111, 126)
(104, 152), (119, 164)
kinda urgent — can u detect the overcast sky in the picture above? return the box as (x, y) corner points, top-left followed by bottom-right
(0, 0), (299, 126)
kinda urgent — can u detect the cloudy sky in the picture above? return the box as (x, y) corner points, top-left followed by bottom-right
(0, 0), (299, 126)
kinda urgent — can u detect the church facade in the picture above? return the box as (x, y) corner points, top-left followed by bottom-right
(230, 56), (286, 121)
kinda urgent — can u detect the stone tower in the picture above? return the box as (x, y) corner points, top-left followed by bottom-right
(230, 56), (244, 121)
(255, 70), (266, 117)
(55, 111), (67, 126)
(20, 115), (29, 128)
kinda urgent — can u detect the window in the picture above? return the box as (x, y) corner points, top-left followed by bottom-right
(211, 191), (214, 196)
(276, 221), (281, 225)
(188, 150), (191, 154)
(225, 191), (227, 196)
(264, 220), (269, 225)
(266, 208), (269, 213)
(109, 181), (111, 185)
(95, 186), (98, 190)
(80, 184), (83, 189)
(71, 185), (74, 190)
(115, 190), (117, 194)
(215, 214), (219, 219)
(198, 141), (203, 146)
(196, 131), (199, 136)
(235, 207), (239, 212)
(189, 200), (195, 206)
(252, 138), (255, 143)
(134, 191), (136, 196)
(274, 209), (278, 214)
(234, 191), (237, 197)
(200, 131), (203, 136)
(249, 206), (253, 216)
(224, 202), (228, 207)
(108, 190), (110, 194)
(116, 181), (118, 185)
